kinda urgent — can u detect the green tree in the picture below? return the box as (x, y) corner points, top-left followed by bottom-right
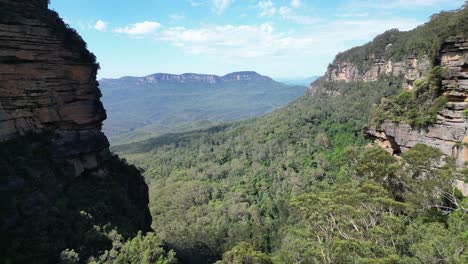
(93, 232), (177, 264)
(216, 242), (272, 264)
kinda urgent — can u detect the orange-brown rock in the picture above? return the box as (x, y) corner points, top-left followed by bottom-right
(0, 0), (108, 173)
(0, 0), (151, 232)
(365, 38), (468, 167)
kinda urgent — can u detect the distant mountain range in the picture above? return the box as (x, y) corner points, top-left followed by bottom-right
(100, 71), (275, 86)
(100, 71), (308, 144)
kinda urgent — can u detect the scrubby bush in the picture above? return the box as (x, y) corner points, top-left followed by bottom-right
(372, 66), (448, 128)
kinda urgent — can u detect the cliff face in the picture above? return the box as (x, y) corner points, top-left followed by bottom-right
(0, 0), (108, 176)
(308, 11), (468, 168)
(366, 38), (468, 166)
(0, 0), (151, 237)
(325, 55), (431, 89)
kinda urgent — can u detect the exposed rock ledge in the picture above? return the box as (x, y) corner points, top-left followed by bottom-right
(325, 56), (431, 89)
(365, 120), (468, 166)
(366, 38), (468, 168)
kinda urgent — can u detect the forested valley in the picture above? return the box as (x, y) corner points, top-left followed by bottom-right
(112, 5), (468, 263)
(1, 1), (467, 264)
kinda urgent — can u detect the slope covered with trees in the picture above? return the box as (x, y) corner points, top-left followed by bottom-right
(100, 72), (307, 145)
(116, 78), (467, 263)
(334, 5), (467, 73)
(114, 4), (468, 263)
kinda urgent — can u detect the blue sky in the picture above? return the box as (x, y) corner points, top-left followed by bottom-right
(50, 0), (465, 79)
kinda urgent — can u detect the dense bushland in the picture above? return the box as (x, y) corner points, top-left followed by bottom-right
(371, 66), (448, 128)
(117, 76), (467, 263)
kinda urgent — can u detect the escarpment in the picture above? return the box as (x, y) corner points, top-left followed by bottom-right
(100, 71), (273, 86)
(0, 0), (151, 261)
(366, 38), (468, 166)
(0, 0), (108, 175)
(325, 50), (431, 89)
(309, 29), (433, 95)
(308, 6), (468, 167)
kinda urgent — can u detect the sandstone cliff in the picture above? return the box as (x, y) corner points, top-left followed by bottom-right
(0, 0), (108, 175)
(365, 38), (468, 166)
(325, 52), (431, 89)
(309, 29), (434, 95)
(0, 1), (151, 259)
(308, 5), (468, 169)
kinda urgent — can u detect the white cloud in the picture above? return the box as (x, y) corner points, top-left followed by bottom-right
(150, 17), (419, 59)
(212, 0), (233, 14)
(94, 20), (108, 32)
(114, 21), (161, 35)
(158, 23), (277, 57)
(258, 1), (276, 17)
(112, 16), (421, 65)
(278, 7), (320, 24)
(291, 0), (301, 8)
(169, 13), (185, 21)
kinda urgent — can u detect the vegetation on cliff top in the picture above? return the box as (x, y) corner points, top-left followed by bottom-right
(333, 4), (468, 72)
(371, 66), (448, 128)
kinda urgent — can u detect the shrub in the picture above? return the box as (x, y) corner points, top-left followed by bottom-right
(372, 66), (448, 128)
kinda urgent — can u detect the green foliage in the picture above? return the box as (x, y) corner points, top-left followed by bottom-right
(115, 73), (467, 262)
(275, 183), (410, 263)
(401, 145), (461, 213)
(334, 5), (468, 72)
(60, 249), (80, 264)
(4, 4), (467, 264)
(372, 66), (448, 128)
(348, 144), (461, 212)
(406, 210), (468, 263)
(101, 76), (308, 145)
(114, 77), (404, 261)
(0, 134), (156, 263)
(91, 232), (177, 264)
(216, 243), (272, 264)
(346, 146), (402, 196)
(274, 145), (466, 263)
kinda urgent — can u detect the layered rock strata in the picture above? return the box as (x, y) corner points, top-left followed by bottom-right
(366, 38), (468, 166)
(325, 56), (431, 89)
(0, 0), (108, 175)
(0, 0), (151, 230)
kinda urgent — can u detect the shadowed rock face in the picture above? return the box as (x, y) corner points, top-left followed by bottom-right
(0, 0), (109, 173)
(366, 38), (468, 166)
(0, 0), (151, 232)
